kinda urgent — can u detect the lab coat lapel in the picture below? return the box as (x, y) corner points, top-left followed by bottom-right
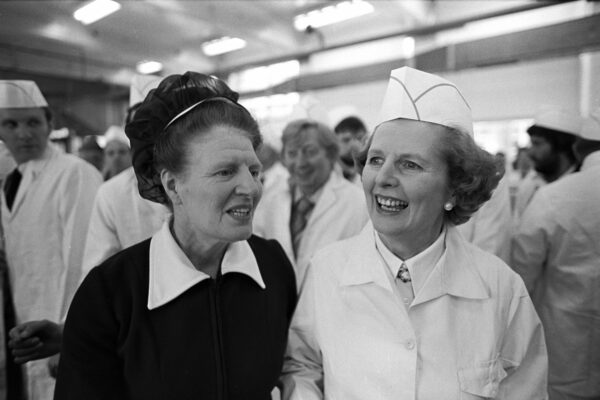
(306, 174), (340, 225)
(412, 225), (490, 307)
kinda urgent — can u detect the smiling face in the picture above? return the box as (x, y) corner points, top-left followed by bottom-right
(362, 119), (452, 258)
(169, 125), (263, 247)
(283, 127), (334, 196)
(0, 107), (50, 164)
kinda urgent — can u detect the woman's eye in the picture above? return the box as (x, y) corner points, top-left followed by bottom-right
(367, 156), (383, 166)
(401, 160), (421, 170)
(216, 169), (234, 177)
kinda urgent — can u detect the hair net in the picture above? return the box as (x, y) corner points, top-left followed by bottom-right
(125, 72), (239, 203)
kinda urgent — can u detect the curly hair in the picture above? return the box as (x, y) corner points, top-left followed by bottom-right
(125, 72), (261, 205)
(354, 121), (503, 226)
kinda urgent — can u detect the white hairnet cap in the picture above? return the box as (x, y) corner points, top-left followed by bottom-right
(376, 67), (473, 137)
(129, 74), (162, 107)
(0, 80), (48, 108)
(104, 125), (130, 147)
(579, 110), (600, 142)
(530, 106), (581, 135)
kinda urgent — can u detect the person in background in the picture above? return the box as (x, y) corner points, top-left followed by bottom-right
(253, 119), (369, 288)
(54, 72), (296, 399)
(256, 142), (289, 194)
(76, 135), (104, 172)
(0, 80), (102, 400)
(101, 125), (131, 181)
(8, 75), (168, 379)
(282, 67), (547, 400)
(333, 116), (367, 184)
(511, 110), (600, 400)
(513, 107), (580, 220)
(456, 173), (512, 262)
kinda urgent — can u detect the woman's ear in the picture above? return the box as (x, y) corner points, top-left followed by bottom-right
(160, 169), (181, 206)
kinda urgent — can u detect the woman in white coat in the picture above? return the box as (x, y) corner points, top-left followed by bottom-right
(281, 67), (548, 400)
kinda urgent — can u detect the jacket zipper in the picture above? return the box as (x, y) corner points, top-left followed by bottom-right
(210, 276), (228, 400)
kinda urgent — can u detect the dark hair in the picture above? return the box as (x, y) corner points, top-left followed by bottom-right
(42, 107), (52, 124)
(125, 71), (261, 204)
(527, 126), (577, 163)
(334, 116), (367, 135)
(354, 121), (503, 226)
(281, 119), (339, 162)
(155, 101), (261, 177)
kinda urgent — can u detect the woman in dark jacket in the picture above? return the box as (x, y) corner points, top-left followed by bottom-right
(54, 72), (297, 400)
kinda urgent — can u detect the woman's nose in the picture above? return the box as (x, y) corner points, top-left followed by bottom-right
(374, 160), (398, 187)
(236, 168), (261, 196)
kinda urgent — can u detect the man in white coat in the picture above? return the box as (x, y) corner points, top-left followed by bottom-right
(253, 119), (369, 288)
(512, 110), (600, 399)
(0, 80), (102, 399)
(513, 106), (580, 221)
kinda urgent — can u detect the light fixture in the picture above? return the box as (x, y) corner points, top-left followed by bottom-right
(294, 0), (374, 31)
(136, 60), (163, 75)
(202, 37), (247, 57)
(73, 0), (121, 25)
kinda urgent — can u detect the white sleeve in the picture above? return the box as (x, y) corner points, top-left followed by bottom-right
(281, 263), (323, 400)
(81, 184), (121, 280)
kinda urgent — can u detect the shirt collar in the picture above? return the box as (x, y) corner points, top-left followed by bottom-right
(341, 224), (489, 305)
(293, 182), (324, 205)
(374, 227), (445, 296)
(147, 221), (265, 310)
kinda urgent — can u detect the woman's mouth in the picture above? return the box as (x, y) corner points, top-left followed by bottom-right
(227, 206), (252, 220)
(375, 195), (408, 212)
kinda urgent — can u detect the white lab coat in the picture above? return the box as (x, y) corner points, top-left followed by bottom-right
(282, 223), (548, 400)
(511, 151), (600, 399)
(82, 167), (169, 277)
(253, 172), (368, 287)
(1, 144), (101, 400)
(458, 174), (512, 262)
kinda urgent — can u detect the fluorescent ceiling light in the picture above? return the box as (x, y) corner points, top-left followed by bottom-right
(73, 0), (121, 25)
(294, 0), (374, 31)
(202, 37), (247, 57)
(136, 60), (163, 75)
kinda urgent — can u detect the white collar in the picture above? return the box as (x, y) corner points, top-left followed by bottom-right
(147, 221), (265, 310)
(374, 227), (446, 296)
(18, 142), (53, 175)
(581, 151), (600, 171)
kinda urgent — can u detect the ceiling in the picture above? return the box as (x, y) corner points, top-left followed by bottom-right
(0, 0), (553, 86)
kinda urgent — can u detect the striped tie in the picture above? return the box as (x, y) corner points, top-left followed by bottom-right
(397, 262), (411, 283)
(290, 196), (314, 258)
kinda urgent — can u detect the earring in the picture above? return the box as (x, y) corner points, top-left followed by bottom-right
(444, 202), (454, 211)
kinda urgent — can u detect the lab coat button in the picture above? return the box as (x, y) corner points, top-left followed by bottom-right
(406, 340), (415, 350)
(403, 297), (410, 305)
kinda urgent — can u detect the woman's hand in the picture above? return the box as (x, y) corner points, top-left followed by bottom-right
(8, 320), (63, 364)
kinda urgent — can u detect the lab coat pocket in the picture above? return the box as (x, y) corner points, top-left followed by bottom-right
(458, 359), (507, 399)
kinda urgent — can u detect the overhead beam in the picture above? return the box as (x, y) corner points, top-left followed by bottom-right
(240, 13), (600, 98)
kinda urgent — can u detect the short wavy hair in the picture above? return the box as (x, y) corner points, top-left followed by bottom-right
(354, 121), (503, 226)
(281, 119), (339, 163)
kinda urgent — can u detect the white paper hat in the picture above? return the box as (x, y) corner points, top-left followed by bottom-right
(579, 110), (600, 141)
(376, 67), (473, 136)
(129, 74), (162, 107)
(529, 106), (581, 135)
(0, 80), (48, 108)
(104, 125), (130, 147)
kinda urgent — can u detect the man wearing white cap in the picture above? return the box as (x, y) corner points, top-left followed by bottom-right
(0, 80), (102, 399)
(513, 107), (581, 220)
(81, 77), (169, 278)
(283, 67), (546, 400)
(6, 77), (169, 377)
(512, 110), (600, 400)
(101, 125), (131, 181)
